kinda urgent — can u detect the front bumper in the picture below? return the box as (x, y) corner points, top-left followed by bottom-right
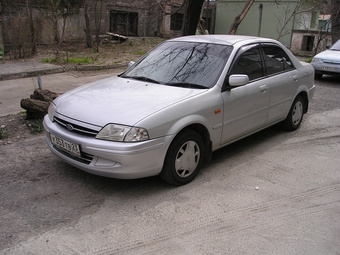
(311, 62), (340, 76)
(43, 115), (173, 179)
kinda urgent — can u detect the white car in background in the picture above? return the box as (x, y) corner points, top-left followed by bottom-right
(311, 39), (340, 79)
(44, 35), (315, 186)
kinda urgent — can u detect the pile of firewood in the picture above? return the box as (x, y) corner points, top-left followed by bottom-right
(20, 89), (60, 119)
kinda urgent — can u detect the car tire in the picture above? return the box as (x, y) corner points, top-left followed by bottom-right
(160, 130), (204, 186)
(282, 96), (305, 131)
(315, 73), (323, 79)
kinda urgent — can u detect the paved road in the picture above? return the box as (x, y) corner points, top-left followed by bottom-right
(0, 69), (124, 117)
(0, 74), (339, 254)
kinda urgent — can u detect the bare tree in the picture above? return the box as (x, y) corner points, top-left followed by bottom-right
(313, 19), (332, 55)
(275, 1), (320, 41)
(94, 0), (103, 52)
(83, 1), (92, 48)
(25, 0), (37, 55)
(331, 0), (340, 43)
(181, 0), (205, 36)
(41, 0), (83, 45)
(1, 1), (34, 58)
(229, 0), (255, 35)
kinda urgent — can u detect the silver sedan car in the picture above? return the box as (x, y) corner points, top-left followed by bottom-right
(311, 39), (340, 79)
(44, 35), (315, 185)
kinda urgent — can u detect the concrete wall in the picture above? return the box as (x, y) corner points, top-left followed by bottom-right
(291, 30), (332, 57)
(1, 0), (216, 49)
(215, 0), (317, 47)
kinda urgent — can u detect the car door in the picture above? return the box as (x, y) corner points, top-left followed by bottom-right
(220, 44), (270, 145)
(261, 43), (299, 123)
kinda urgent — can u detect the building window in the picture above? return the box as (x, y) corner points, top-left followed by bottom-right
(110, 11), (138, 36)
(311, 11), (317, 28)
(301, 36), (314, 51)
(171, 13), (183, 31)
(300, 13), (312, 29)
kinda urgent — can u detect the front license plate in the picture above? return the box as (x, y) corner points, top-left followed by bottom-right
(50, 134), (81, 157)
(321, 66), (338, 72)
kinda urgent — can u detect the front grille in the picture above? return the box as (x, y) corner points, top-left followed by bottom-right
(324, 60), (340, 65)
(53, 145), (94, 165)
(54, 117), (98, 136)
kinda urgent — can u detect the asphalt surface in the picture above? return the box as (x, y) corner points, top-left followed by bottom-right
(0, 61), (339, 254)
(0, 60), (126, 117)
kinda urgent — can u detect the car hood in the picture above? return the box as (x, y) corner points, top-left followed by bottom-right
(315, 50), (340, 62)
(54, 76), (207, 127)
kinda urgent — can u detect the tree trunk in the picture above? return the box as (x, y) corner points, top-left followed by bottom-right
(181, 0), (205, 36)
(25, 0), (37, 55)
(94, 0), (103, 52)
(61, 16), (67, 43)
(84, 2), (93, 48)
(331, 0), (340, 43)
(229, 0), (255, 35)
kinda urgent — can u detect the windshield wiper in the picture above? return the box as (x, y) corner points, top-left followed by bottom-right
(165, 82), (207, 89)
(122, 75), (160, 84)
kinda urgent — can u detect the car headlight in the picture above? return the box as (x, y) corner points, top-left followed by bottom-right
(96, 124), (149, 142)
(312, 58), (323, 63)
(48, 103), (56, 122)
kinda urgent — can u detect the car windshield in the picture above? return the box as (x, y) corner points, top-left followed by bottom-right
(121, 41), (232, 88)
(330, 40), (340, 51)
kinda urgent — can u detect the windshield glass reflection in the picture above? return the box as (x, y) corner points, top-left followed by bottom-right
(122, 41), (232, 88)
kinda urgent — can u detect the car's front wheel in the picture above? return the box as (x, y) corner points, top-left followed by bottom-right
(160, 130), (204, 186)
(282, 95), (305, 131)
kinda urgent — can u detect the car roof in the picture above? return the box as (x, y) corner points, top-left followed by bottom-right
(168, 34), (278, 46)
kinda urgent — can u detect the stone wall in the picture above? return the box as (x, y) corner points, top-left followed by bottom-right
(291, 30), (332, 57)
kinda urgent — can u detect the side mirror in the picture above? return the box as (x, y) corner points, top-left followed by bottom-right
(229, 74), (249, 86)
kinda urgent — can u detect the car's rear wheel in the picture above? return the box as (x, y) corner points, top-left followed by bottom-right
(160, 130), (204, 186)
(282, 96), (305, 131)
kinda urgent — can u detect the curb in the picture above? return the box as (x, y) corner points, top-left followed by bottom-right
(0, 62), (129, 81)
(0, 67), (65, 81)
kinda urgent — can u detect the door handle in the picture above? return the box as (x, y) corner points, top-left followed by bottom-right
(293, 75), (298, 81)
(259, 85), (268, 93)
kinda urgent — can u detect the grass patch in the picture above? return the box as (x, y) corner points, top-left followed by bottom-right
(305, 57), (313, 63)
(30, 118), (44, 133)
(67, 57), (93, 64)
(134, 50), (146, 55)
(0, 126), (8, 139)
(41, 58), (57, 63)
(42, 56), (94, 64)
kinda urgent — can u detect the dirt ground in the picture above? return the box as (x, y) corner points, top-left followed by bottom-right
(0, 37), (165, 146)
(0, 114), (43, 146)
(29, 37), (165, 66)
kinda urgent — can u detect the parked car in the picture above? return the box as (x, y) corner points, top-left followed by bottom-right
(311, 39), (340, 79)
(43, 35), (315, 186)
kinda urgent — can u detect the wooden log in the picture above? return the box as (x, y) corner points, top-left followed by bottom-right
(105, 32), (127, 42)
(20, 98), (50, 119)
(30, 88), (60, 102)
(20, 89), (60, 119)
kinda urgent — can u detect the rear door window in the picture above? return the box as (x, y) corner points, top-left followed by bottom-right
(262, 44), (295, 75)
